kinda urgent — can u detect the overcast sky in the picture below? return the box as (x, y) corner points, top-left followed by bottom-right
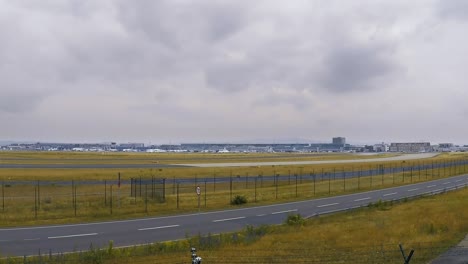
(1, 0), (467, 145)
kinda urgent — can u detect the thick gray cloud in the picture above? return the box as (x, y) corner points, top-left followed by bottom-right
(318, 44), (396, 93)
(0, 0), (467, 144)
(437, 0), (468, 20)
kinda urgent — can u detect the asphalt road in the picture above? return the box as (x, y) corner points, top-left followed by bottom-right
(0, 173), (467, 257)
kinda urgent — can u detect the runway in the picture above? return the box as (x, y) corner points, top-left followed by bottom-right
(0, 153), (437, 169)
(178, 153), (438, 167)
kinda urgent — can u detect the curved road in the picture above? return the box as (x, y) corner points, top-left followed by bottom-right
(0, 172), (466, 257)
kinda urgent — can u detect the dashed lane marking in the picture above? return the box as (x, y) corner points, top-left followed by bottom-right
(48, 233), (98, 239)
(317, 203), (339, 208)
(354, 197), (370, 202)
(213, 217), (246, 223)
(138, 225), (180, 231)
(271, 209), (298, 215)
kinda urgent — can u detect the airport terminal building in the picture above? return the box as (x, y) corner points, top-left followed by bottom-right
(389, 142), (432, 152)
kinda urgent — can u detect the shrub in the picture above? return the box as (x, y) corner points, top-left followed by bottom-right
(285, 213), (305, 226)
(231, 195), (247, 205)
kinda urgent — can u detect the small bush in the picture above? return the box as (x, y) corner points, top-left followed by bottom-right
(44, 197), (52, 204)
(231, 195), (247, 205)
(285, 213), (305, 226)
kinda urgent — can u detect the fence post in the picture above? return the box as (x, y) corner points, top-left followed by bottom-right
(275, 174), (278, 200)
(254, 177), (257, 202)
(34, 187), (38, 219)
(313, 172), (316, 196)
(381, 165), (384, 186)
(204, 180), (207, 208)
(1, 181), (4, 212)
(163, 178), (166, 202)
(245, 173), (248, 189)
(295, 174), (298, 197)
(176, 183), (180, 209)
(104, 180), (107, 206)
(139, 176), (142, 197)
(230, 176), (233, 203)
(72, 180), (74, 213)
(358, 169), (361, 190)
(343, 167), (346, 191)
(110, 185), (113, 215)
(37, 180), (40, 209)
(145, 184), (148, 213)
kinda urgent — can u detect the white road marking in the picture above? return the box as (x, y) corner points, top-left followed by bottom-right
(48, 233), (98, 239)
(318, 203), (339, 208)
(354, 197), (370, 202)
(138, 225), (179, 231)
(213, 216), (246, 222)
(383, 192), (397, 197)
(407, 188), (419, 192)
(271, 209), (298, 215)
(256, 214), (266, 217)
(443, 182), (451, 185)
(455, 179), (463, 182)
(427, 185), (436, 188)
(24, 238), (40, 241)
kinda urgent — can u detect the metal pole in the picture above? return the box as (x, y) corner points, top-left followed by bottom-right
(74, 184), (77, 216)
(204, 180), (207, 208)
(358, 169), (361, 190)
(176, 183), (179, 209)
(104, 180), (107, 206)
(34, 187), (37, 219)
(163, 178), (166, 202)
(37, 180), (40, 209)
(381, 165), (384, 186)
(72, 180), (74, 211)
(275, 174), (278, 200)
(2, 181), (4, 212)
(213, 172), (216, 192)
(110, 185), (113, 215)
(145, 184), (148, 213)
(230, 176), (233, 203)
(295, 174), (298, 197)
(411, 167), (413, 183)
(139, 176), (142, 197)
(313, 172), (316, 196)
(343, 167), (346, 191)
(245, 173), (248, 189)
(254, 177), (257, 202)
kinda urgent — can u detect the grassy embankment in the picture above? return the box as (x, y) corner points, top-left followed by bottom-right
(2, 184), (468, 263)
(0, 152), (467, 226)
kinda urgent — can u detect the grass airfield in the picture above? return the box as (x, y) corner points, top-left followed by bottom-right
(0, 151), (468, 263)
